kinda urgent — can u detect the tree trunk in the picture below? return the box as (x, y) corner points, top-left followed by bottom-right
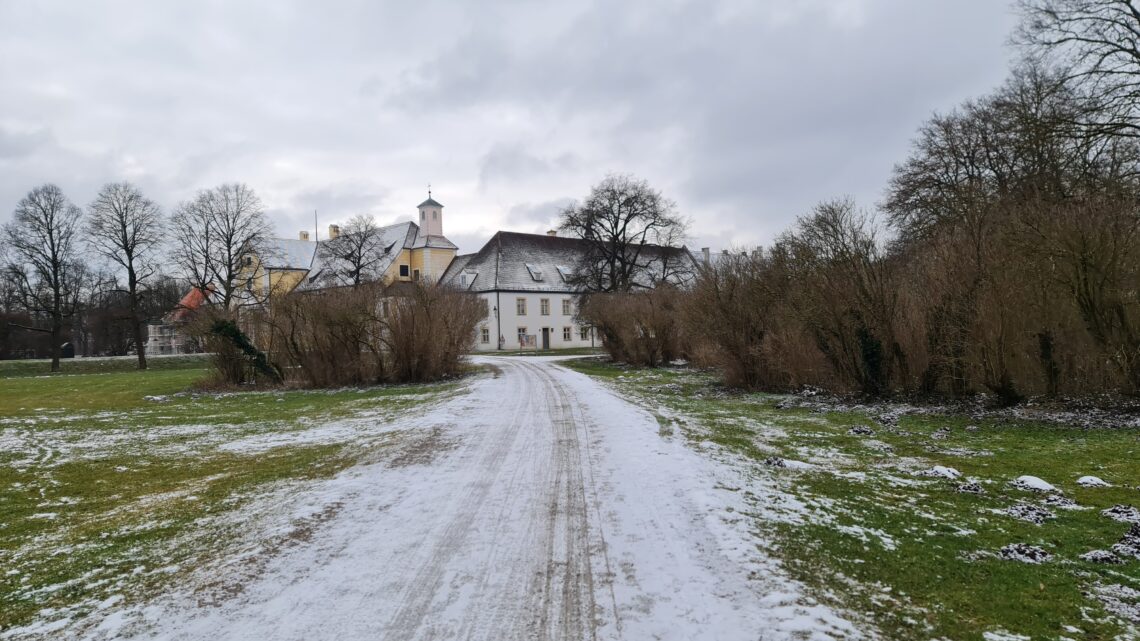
(134, 317), (148, 370)
(50, 317), (61, 373)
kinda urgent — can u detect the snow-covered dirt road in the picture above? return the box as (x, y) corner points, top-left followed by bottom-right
(94, 357), (856, 641)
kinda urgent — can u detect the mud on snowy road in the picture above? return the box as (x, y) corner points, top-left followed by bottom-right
(48, 357), (856, 641)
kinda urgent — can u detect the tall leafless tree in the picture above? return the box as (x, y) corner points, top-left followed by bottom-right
(1016, 0), (1140, 138)
(170, 183), (271, 308)
(86, 182), (163, 369)
(316, 214), (391, 286)
(558, 174), (690, 293)
(2, 184), (85, 371)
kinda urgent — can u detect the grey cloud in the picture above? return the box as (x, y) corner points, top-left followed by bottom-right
(1, 0), (1019, 254)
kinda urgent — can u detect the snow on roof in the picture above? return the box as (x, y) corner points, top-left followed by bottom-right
(440, 231), (696, 293)
(260, 238), (318, 270)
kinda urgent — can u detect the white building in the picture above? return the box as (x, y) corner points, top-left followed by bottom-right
(441, 230), (697, 351)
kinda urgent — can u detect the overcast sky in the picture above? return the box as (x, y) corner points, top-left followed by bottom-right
(0, 0), (1018, 254)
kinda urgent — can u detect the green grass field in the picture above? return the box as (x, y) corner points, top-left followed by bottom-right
(565, 358), (1140, 640)
(0, 356), (458, 634)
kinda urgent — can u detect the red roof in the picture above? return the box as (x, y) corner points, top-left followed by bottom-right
(169, 286), (212, 322)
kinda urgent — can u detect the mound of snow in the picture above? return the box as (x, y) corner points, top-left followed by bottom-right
(1042, 495), (1083, 510)
(1102, 504), (1140, 524)
(1006, 503), (1055, 525)
(918, 465), (961, 479)
(1080, 549), (1124, 564)
(1078, 475), (1111, 487)
(1010, 475), (1057, 493)
(999, 543), (1052, 564)
(957, 481), (985, 495)
(1112, 523), (1140, 560)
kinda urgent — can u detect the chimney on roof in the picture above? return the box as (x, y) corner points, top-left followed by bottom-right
(701, 247), (710, 263)
(328, 224), (340, 240)
(721, 249), (729, 255)
(299, 230), (310, 241)
(546, 229), (558, 237)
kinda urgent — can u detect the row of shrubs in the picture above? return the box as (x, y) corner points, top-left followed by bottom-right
(191, 281), (485, 388)
(582, 196), (1140, 404)
(582, 69), (1140, 405)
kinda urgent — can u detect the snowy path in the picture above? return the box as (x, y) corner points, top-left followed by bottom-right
(98, 357), (856, 641)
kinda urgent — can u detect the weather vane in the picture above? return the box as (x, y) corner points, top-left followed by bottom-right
(428, 183), (432, 199)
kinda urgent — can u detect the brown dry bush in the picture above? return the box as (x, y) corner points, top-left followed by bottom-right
(264, 283), (388, 387)
(208, 281), (484, 388)
(579, 285), (684, 367)
(385, 282), (486, 383)
(682, 252), (791, 390)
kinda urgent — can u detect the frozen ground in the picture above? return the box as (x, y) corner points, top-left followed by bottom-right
(29, 357), (856, 641)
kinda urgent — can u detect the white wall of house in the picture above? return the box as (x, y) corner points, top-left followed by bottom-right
(471, 291), (595, 351)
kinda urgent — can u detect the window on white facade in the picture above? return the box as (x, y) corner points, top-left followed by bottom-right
(562, 327), (571, 341)
(540, 298), (550, 315)
(579, 326), (589, 341)
(516, 298), (527, 315)
(561, 298), (571, 316)
(481, 327), (490, 343)
(517, 327), (527, 343)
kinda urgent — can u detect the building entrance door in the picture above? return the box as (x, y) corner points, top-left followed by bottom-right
(541, 327), (550, 350)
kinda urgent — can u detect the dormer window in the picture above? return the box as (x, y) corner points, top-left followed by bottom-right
(525, 263), (544, 281)
(556, 265), (573, 281)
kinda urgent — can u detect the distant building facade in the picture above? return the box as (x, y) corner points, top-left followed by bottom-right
(440, 231), (697, 351)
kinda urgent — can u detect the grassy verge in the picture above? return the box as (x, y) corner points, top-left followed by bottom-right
(0, 354), (211, 378)
(564, 358), (1140, 640)
(0, 360), (459, 634)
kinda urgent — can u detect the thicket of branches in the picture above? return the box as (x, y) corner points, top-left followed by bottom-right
(675, 64), (1140, 403)
(250, 281), (484, 387)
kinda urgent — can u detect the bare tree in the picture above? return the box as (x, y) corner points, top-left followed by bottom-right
(1016, 0), (1140, 138)
(86, 182), (163, 369)
(170, 183), (271, 308)
(558, 174), (690, 293)
(2, 184), (85, 371)
(316, 214), (390, 286)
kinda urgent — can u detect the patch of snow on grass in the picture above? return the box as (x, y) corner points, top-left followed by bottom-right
(1077, 475), (1110, 487)
(1091, 583), (1140, 624)
(983, 630), (1031, 641)
(917, 465), (961, 479)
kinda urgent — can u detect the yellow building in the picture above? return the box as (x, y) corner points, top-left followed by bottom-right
(245, 195), (458, 299)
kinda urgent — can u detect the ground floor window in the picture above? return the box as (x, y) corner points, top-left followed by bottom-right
(517, 327), (527, 344)
(481, 327), (490, 343)
(579, 326), (589, 341)
(562, 327), (571, 341)
(399, 264), (409, 277)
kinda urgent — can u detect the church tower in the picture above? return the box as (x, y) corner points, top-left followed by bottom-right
(417, 189), (444, 237)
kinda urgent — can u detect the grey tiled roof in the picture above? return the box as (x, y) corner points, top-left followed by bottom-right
(440, 231), (696, 293)
(411, 233), (458, 250)
(418, 197), (444, 208)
